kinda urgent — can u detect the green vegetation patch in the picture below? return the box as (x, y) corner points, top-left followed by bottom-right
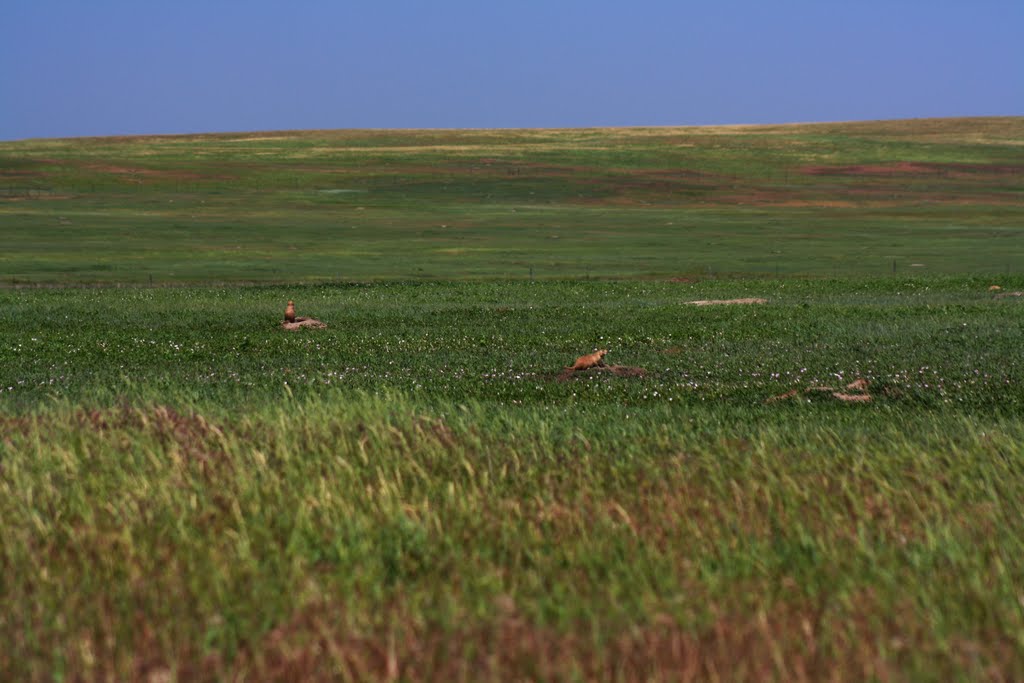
(1, 117), (1022, 283)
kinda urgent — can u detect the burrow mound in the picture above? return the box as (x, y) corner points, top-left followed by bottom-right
(766, 378), (873, 404)
(281, 317), (327, 331)
(685, 297), (768, 306)
(556, 364), (647, 382)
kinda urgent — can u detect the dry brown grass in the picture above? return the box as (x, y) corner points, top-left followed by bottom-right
(37, 596), (1013, 683)
(73, 405), (229, 470)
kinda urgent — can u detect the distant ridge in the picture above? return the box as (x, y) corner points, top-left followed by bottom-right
(1, 115), (1020, 284)
(6, 115), (1021, 144)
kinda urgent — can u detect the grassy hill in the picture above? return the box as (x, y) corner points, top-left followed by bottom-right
(1, 117), (1022, 283)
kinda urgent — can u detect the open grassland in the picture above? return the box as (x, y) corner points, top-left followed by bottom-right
(1, 117), (1022, 282)
(3, 278), (1024, 680)
(3, 118), (1023, 679)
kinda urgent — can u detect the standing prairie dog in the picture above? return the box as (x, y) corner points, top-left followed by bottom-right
(285, 300), (296, 323)
(569, 349), (608, 372)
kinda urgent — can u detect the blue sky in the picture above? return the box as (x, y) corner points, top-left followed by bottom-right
(1, 0), (1021, 140)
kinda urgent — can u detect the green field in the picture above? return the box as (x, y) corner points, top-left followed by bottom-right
(2, 117), (1022, 282)
(2, 120), (1024, 681)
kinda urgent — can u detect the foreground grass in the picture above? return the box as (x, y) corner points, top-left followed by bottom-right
(2, 278), (1024, 680)
(3, 397), (1023, 681)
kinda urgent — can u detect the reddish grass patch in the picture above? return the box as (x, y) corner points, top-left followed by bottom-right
(67, 596), (1012, 682)
(78, 162), (231, 182)
(0, 415), (36, 436)
(799, 161), (1024, 177)
(74, 405), (229, 468)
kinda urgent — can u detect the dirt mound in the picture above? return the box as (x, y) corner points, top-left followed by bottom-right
(767, 379), (873, 404)
(686, 298), (767, 306)
(282, 317), (327, 330)
(604, 364), (647, 377)
(844, 378), (869, 392)
(556, 364), (647, 381)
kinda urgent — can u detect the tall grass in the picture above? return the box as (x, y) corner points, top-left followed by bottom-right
(2, 394), (1023, 680)
(2, 278), (1024, 679)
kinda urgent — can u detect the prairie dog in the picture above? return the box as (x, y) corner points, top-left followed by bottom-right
(285, 300), (296, 323)
(570, 349), (608, 372)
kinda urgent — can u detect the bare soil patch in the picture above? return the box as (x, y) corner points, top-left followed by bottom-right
(556, 365), (647, 382)
(603, 364), (647, 378)
(994, 291), (1024, 299)
(831, 392), (872, 403)
(686, 298), (767, 306)
(767, 379), (873, 404)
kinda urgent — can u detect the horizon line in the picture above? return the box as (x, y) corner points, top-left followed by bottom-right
(3, 114), (1022, 144)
